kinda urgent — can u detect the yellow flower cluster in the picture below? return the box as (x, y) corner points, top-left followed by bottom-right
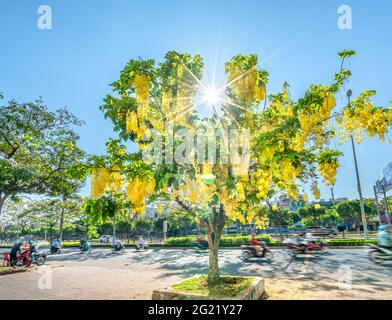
(133, 74), (150, 114)
(311, 182), (320, 200)
(226, 66), (265, 106)
(218, 187), (237, 219)
(292, 134), (305, 152)
(126, 178), (155, 214)
(280, 160), (300, 183)
(285, 184), (299, 200)
(91, 167), (111, 199)
(110, 165), (123, 191)
(235, 182), (246, 202)
(298, 94), (336, 139)
(125, 110), (148, 141)
(91, 167), (124, 198)
(255, 216), (269, 230)
(337, 103), (391, 143)
(252, 169), (273, 199)
(318, 160), (340, 185)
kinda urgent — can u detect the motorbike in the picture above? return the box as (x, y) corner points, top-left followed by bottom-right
(112, 243), (125, 254)
(136, 242), (149, 251)
(16, 249), (46, 267)
(241, 244), (273, 261)
(50, 245), (61, 254)
(285, 238), (328, 256)
(368, 243), (392, 265)
(194, 241), (209, 252)
(80, 242), (92, 254)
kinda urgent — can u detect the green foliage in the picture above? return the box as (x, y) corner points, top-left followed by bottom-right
(334, 199), (376, 229)
(0, 96), (86, 213)
(131, 218), (153, 235)
(327, 238), (376, 246)
(296, 205), (342, 227)
(83, 196), (118, 225)
(164, 234), (272, 247)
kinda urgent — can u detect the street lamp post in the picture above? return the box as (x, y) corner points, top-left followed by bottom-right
(330, 186), (336, 205)
(347, 90), (369, 239)
(374, 185), (383, 226)
(382, 183), (392, 229)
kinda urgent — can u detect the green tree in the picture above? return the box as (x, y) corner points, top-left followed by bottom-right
(89, 50), (392, 285)
(334, 199), (376, 231)
(297, 205), (341, 227)
(15, 198), (83, 240)
(263, 203), (293, 240)
(131, 218), (153, 236)
(0, 96), (86, 215)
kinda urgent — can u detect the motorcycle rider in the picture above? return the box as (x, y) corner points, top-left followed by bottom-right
(80, 237), (91, 252)
(51, 237), (61, 253)
(250, 234), (265, 257)
(197, 234), (208, 248)
(9, 242), (22, 266)
(377, 225), (392, 249)
(137, 236), (147, 250)
(28, 240), (37, 262)
(113, 239), (124, 252)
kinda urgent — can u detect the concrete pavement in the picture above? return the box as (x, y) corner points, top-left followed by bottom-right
(0, 248), (391, 300)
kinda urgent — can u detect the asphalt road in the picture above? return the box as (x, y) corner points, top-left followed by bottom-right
(0, 248), (391, 300)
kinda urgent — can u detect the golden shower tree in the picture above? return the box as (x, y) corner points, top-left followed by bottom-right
(88, 50), (392, 284)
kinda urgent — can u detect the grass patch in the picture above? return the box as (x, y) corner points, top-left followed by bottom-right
(0, 266), (13, 273)
(172, 275), (254, 297)
(0, 266), (28, 276)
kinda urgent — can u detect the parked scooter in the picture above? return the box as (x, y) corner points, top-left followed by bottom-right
(16, 248), (46, 267)
(368, 243), (392, 265)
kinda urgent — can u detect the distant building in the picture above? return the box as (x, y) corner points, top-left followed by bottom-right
(144, 204), (168, 219)
(311, 197), (348, 208)
(277, 194), (306, 211)
(145, 205), (157, 219)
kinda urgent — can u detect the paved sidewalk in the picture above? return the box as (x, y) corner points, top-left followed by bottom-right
(0, 249), (391, 300)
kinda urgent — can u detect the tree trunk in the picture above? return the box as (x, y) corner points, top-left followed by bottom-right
(208, 241), (220, 284)
(279, 221), (283, 241)
(205, 205), (226, 285)
(59, 208), (65, 242)
(0, 192), (8, 218)
(49, 224), (53, 241)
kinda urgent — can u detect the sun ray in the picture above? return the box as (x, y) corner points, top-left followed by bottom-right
(220, 67), (255, 92)
(180, 62), (207, 92)
(223, 96), (248, 112)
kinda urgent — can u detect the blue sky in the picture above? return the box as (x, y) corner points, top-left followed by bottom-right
(1, 0), (392, 200)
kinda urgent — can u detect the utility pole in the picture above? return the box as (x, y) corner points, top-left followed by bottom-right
(330, 186), (336, 205)
(347, 90), (369, 239)
(374, 185), (382, 226)
(382, 182), (392, 228)
(113, 214), (116, 245)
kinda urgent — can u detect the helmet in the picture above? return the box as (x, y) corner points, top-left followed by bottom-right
(379, 225), (388, 231)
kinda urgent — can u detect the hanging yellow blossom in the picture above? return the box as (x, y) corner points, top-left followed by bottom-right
(91, 167), (111, 199)
(133, 74), (150, 113)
